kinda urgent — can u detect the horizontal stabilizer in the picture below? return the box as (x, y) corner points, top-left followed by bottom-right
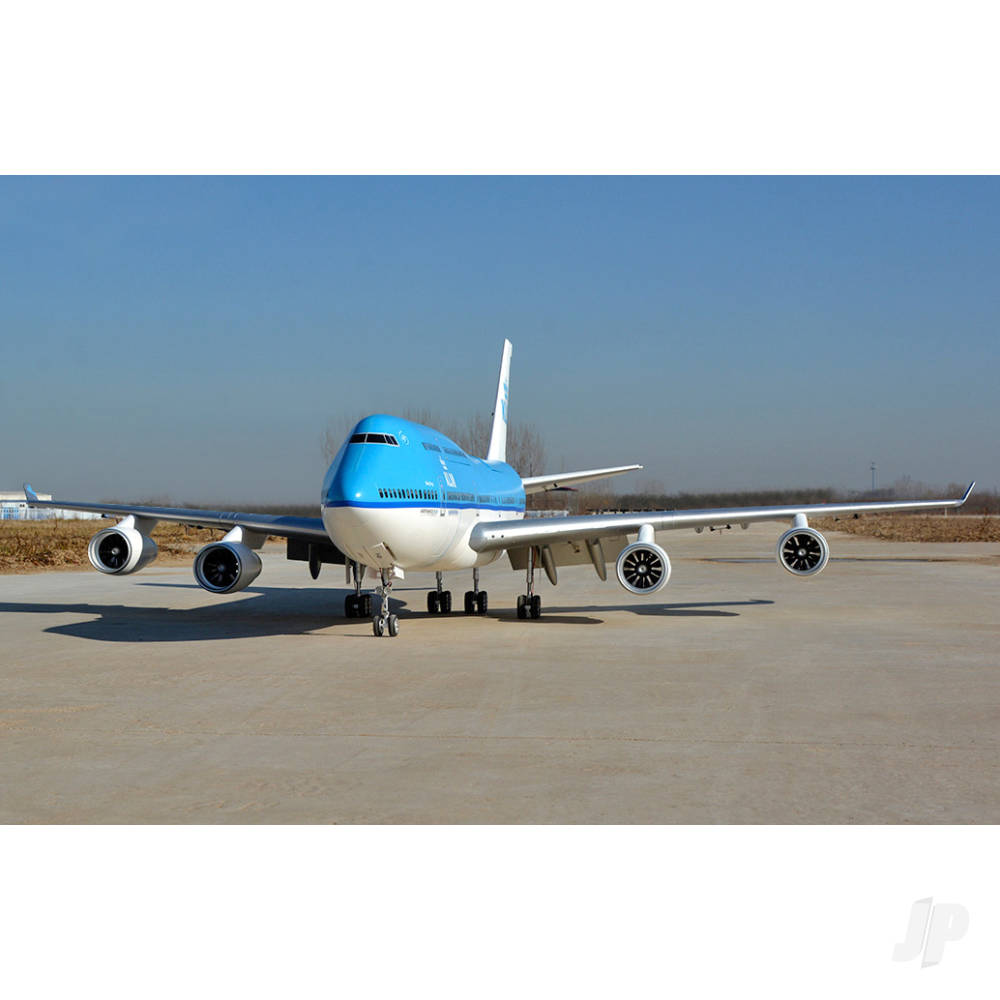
(521, 464), (642, 495)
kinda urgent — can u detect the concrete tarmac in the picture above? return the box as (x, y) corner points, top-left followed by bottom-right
(2, 526), (998, 823)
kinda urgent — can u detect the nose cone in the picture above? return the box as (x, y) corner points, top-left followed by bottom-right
(322, 445), (373, 508)
(321, 441), (395, 565)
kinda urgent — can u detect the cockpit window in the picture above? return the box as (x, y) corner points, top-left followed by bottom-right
(350, 433), (399, 445)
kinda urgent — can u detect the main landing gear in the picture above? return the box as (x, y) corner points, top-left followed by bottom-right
(428, 570), (488, 616)
(344, 561), (374, 618)
(516, 547), (542, 619)
(516, 594), (542, 620)
(464, 567), (488, 615)
(372, 568), (399, 638)
(427, 572), (452, 614)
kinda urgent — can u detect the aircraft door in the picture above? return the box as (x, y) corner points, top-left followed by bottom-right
(435, 463), (460, 557)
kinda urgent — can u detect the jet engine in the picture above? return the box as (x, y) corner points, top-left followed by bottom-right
(776, 526), (829, 576)
(615, 539), (671, 594)
(88, 525), (158, 575)
(193, 541), (263, 594)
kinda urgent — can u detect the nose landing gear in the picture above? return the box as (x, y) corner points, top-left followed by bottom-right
(372, 568), (400, 637)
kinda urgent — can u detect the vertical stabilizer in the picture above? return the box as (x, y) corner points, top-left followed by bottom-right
(486, 339), (513, 463)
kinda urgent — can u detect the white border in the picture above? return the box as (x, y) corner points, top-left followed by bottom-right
(2, 1), (999, 173)
(2, 826), (997, 996)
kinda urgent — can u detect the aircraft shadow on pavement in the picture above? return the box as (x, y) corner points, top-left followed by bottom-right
(0, 589), (772, 643)
(0, 586), (399, 643)
(540, 599), (774, 618)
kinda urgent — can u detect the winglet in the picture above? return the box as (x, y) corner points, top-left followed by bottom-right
(23, 483), (39, 503)
(960, 481), (976, 506)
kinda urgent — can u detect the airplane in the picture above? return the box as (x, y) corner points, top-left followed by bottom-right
(24, 339), (975, 637)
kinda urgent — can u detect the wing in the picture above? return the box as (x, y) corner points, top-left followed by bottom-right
(521, 464), (642, 495)
(471, 483), (977, 553)
(22, 484), (329, 541)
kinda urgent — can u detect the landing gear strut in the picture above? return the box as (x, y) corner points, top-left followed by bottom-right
(372, 568), (399, 637)
(344, 561), (373, 618)
(517, 547), (541, 619)
(464, 567), (488, 615)
(427, 572), (452, 615)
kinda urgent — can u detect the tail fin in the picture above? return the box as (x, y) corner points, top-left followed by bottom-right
(486, 339), (513, 463)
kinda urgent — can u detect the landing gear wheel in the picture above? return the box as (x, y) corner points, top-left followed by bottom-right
(440, 591), (452, 614)
(345, 595), (358, 618)
(464, 591), (476, 615)
(516, 595), (527, 620)
(361, 594), (373, 617)
(530, 595), (541, 619)
(372, 616), (385, 637)
(387, 614), (399, 637)
(476, 591), (488, 615)
(427, 591), (440, 614)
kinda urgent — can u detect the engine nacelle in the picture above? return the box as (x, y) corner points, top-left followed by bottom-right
(777, 526), (830, 576)
(615, 541), (671, 594)
(194, 541), (263, 594)
(88, 526), (158, 575)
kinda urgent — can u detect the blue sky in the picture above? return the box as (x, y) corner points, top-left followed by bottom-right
(1, 176), (996, 502)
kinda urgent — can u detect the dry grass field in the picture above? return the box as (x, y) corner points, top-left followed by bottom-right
(812, 513), (1000, 543)
(0, 520), (221, 573)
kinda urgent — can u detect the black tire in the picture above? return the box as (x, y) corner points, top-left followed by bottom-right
(345, 595), (358, 618)
(361, 594), (373, 617)
(530, 595), (542, 619)
(477, 591), (488, 615)
(427, 591), (439, 614)
(387, 614), (399, 637)
(441, 591), (452, 614)
(464, 591), (476, 615)
(516, 595), (527, 620)
(372, 616), (385, 637)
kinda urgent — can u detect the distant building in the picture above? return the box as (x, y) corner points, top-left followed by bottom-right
(0, 492), (104, 520)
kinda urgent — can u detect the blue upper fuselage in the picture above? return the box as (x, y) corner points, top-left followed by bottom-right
(321, 415), (526, 514)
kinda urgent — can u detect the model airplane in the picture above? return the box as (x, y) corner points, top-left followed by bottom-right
(25, 340), (975, 637)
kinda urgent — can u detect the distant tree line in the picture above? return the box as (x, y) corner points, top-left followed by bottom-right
(571, 481), (998, 516)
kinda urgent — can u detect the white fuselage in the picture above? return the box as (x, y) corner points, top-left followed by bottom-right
(323, 503), (523, 572)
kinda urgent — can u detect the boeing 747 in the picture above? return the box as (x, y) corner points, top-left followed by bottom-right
(25, 340), (974, 637)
